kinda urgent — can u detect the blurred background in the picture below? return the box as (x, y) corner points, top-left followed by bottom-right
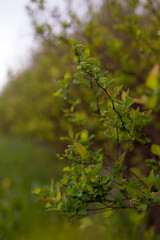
(0, 0), (160, 239)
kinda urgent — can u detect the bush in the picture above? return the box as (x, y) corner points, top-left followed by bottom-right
(35, 43), (160, 222)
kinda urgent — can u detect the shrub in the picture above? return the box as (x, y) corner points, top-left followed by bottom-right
(35, 43), (160, 221)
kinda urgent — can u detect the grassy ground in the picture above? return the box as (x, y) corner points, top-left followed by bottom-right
(0, 135), (58, 239)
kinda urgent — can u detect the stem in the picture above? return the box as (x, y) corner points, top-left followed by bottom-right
(128, 169), (148, 188)
(89, 77), (100, 114)
(116, 124), (120, 159)
(86, 70), (132, 137)
(95, 78), (132, 137)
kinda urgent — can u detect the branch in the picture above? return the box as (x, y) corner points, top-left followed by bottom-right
(89, 77), (101, 114)
(95, 78), (132, 137)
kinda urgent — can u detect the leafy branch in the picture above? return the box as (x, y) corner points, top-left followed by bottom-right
(34, 43), (160, 221)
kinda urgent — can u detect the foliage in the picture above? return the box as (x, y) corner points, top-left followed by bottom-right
(35, 43), (160, 222)
(0, 0), (160, 238)
(0, 138), (158, 240)
(0, 45), (72, 144)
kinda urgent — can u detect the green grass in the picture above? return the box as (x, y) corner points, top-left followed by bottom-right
(0, 135), (58, 239)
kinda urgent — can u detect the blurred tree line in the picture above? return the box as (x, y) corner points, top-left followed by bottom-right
(0, 0), (160, 239)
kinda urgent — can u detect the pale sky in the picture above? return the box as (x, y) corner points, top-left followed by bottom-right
(0, 0), (66, 91)
(0, 0), (35, 90)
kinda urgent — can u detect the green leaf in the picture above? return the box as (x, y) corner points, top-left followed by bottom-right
(80, 130), (88, 145)
(138, 204), (147, 212)
(68, 126), (74, 139)
(112, 85), (123, 98)
(147, 169), (155, 185)
(57, 186), (61, 201)
(126, 186), (137, 198)
(76, 143), (88, 158)
(130, 109), (136, 120)
(80, 172), (87, 186)
(151, 144), (160, 156)
(34, 187), (41, 195)
(125, 98), (133, 108)
(100, 176), (111, 185)
(154, 196), (160, 202)
(94, 163), (102, 174)
(130, 168), (142, 178)
(146, 64), (159, 90)
(98, 70), (108, 76)
(45, 202), (52, 208)
(116, 152), (125, 166)
(63, 166), (71, 172)
(86, 184), (94, 193)
(57, 201), (62, 210)
(63, 72), (71, 86)
(53, 89), (63, 97)
(121, 89), (129, 101)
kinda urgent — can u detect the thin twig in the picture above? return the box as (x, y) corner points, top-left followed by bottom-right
(116, 123), (120, 159)
(89, 77), (101, 114)
(95, 78), (132, 137)
(128, 169), (148, 188)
